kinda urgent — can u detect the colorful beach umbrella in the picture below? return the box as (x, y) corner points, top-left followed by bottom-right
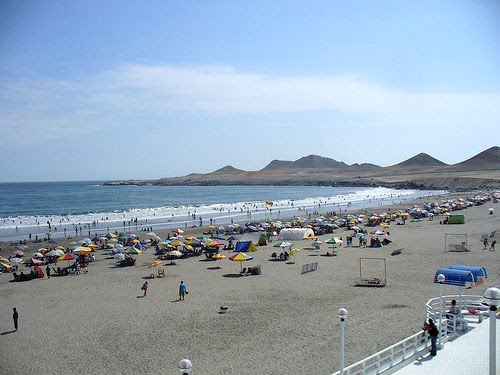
(289, 248), (301, 263)
(172, 228), (184, 234)
(148, 261), (162, 268)
(127, 247), (143, 255)
(167, 250), (183, 258)
(229, 252), (253, 271)
(58, 252), (77, 261)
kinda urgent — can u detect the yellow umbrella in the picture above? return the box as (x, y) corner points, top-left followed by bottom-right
(74, 247), (92, 256)
(212, 253), (226, 268)
(148, 261), (162, 268)
(289, 248), (301, 263)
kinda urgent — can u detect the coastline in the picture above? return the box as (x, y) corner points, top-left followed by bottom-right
(0, 191), (498, 374)
(0, 186), (448, 243)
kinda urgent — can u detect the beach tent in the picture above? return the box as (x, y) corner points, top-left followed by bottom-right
(240, 233), (267, 246)
(234, 241), (258, 252)
(278, 228), (315, 241)
(448, 214), (465, 224)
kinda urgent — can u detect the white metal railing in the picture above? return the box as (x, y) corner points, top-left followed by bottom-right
(331, 294), (484, 375)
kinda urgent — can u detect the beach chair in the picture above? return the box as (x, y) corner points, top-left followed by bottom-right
(157, 269), (165, 278)
(270, 252), (277, 260)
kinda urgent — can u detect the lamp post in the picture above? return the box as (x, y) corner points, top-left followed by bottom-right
(484, 287), (500, 375)
(178, 358), (192, 375)
(437, 273), (445, 349)
(338, 307), (348, 375)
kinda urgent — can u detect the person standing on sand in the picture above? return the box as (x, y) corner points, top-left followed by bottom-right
(179, 280), (187, 300)
(490, 240), (496, 251)
(46, 265), (51, 279)
(13, 307), (18, 331)
(141, 281), (148, 297)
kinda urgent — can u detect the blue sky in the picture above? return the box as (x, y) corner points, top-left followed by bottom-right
(1, 0), (499, 182)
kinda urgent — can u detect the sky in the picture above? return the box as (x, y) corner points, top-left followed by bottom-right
(0, 0), (499, 182)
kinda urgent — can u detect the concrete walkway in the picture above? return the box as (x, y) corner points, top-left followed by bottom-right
(395, 318), (499, 374)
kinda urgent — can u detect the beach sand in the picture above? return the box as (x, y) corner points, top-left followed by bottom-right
(0, 195), (499, 374)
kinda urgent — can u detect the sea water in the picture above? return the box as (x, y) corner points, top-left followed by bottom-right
(0, 182), (447, 242)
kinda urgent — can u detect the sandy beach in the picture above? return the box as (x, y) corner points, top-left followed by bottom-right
(1, 194), (499, 374)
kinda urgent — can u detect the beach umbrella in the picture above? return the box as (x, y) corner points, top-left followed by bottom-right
(212, 253), (226, 268)
(312, 240), (322, 249)
(15, 245), (28, 251)
(147, 233), (161, 241)
(229, 252), (253, 272)
(172, 228), (184, 234)
(48, 249), (64, 257)
(9, 257), (23, 264)
(273, 241), (294, 249)
(167, 250), (183, 258)
(127, 247), (143, 255)
(325, 237), (341, 248)
(24, 258), (43, 266)
(33, 252), (45, 258)
(369, 230), (387, 236)
(169, 240), (185, 247)
(58, 252), (77, 262)
(289, 248), (301, 263)
(82, 238), (92, 246)
(87, 243), (98, 249)
(207, 240), (225, 247)
(73, 247), (92, 256)
(207, 225), (216, 230)
(0, 262), (12, 271)
(148, 261), (163, 268)
(226, 236), (239, 241)
(114, 253), (126, 261)
(210, 234), (225, 240)
(133, 243), (146, 251)
(14, 250), (25, 257)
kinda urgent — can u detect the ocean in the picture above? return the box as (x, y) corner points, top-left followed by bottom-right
(0, 182), (446, 242)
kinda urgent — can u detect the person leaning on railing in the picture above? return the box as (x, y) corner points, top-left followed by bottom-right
(422, 318), (439, 356)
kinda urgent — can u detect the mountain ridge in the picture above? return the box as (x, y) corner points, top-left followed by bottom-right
(104, 146), (500, 191)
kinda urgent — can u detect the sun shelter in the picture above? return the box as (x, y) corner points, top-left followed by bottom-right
(448, 265), (487, 284)
(278, 228), (315, 240)
(234, 241), (258, 252)
(434, 268), (476, 316)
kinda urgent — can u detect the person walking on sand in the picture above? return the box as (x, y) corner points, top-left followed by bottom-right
(490, 240), (496, 251)
(483, 238), (489, 250)
(179, 280), (187, 300)
(422, 318), (439, 356)
(141, 281), (148, 297)
(13, 307), (18, 331)
(46, 265), (51, 279)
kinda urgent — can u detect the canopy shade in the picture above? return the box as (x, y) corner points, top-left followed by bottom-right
(448, 265), (487, 283)
(434, 268), (475, 287)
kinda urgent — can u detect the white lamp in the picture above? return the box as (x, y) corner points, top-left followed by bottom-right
(338, 308), (348, 375)
(178, 358), (192, 374)
(484, 287), (500, 375)
(437, 273), (445, 348)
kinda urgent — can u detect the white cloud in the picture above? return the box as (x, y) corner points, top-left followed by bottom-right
(1, 64), (499, 146)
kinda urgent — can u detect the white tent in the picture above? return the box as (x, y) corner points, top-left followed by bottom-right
(279, 228), (315, 240)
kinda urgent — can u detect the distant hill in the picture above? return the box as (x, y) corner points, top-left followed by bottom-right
(209, 165), (244, 174)
(261, 155), (350, 171)
(454, 146), (500, 167)
(390, 153), (448, 168)
(104, 146), (500, 190)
